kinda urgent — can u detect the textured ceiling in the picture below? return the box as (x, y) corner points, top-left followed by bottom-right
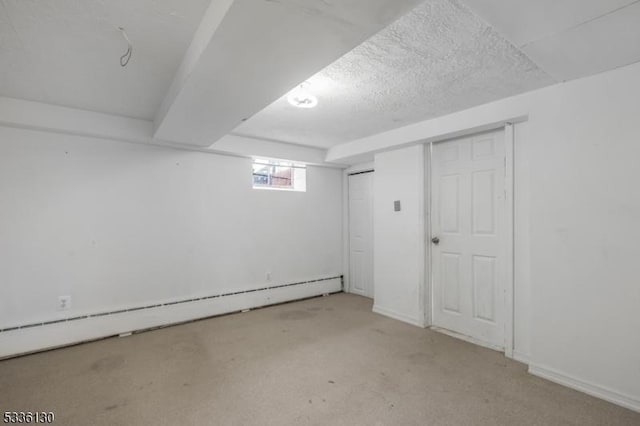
(233, 0), (556, 149)
(0, 0), (210, 120)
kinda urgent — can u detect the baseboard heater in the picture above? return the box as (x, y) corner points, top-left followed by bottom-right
(0, 275), (343, 359)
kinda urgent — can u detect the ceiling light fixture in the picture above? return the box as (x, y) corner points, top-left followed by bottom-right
(287, 82), (318, 109)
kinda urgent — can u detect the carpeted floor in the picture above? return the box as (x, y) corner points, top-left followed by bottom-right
(1, 293), (638, 425)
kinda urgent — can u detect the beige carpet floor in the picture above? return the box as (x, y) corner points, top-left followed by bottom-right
(1, 293), (638, 425)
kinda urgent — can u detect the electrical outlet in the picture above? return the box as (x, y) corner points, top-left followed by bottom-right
(58, 295), (71, 311)
(266, 272), (272, 282)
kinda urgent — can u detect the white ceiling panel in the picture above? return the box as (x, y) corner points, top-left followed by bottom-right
(0, 0), (210, 120)
(521, 1), (640, 81)
(461, 0), (637, 47)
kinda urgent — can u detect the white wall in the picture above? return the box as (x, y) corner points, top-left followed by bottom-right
(0, 126), (343, 355)
(372, 145), (425, 326)
(522, 68), (640, 411)
(341, 61), (640, 411)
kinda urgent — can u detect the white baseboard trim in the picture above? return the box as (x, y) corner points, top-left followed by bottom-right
(372, 305), (426, 328)
(430, 326), (504, 352)
(529, 363), (640, 413)
(512, 350), (531, 365)
(0, 278), (341, 359)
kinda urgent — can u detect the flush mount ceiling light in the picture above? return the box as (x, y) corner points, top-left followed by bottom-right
(287, 83), (318, 108)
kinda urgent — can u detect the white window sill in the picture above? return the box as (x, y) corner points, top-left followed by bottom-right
(252, 185), (305, 192)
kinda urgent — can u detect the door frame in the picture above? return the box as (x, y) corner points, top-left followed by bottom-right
(424, 124), (515, 358)
(343, 163), (375, 295)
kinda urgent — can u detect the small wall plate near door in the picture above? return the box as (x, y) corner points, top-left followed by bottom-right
(58, 295), (72, 311)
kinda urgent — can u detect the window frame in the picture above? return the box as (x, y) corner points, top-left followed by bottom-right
(252, 158), (307, 192)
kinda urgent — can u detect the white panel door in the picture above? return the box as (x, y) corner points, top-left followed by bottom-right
(431, 130), (506, 349)
(349, 172), (374, 298)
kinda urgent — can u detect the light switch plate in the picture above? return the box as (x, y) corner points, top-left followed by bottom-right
(58, 295), (71, 311)
(394, 200), (401, 212)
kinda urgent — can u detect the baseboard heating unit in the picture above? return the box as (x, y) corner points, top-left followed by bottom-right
(0, 276), (342, 359)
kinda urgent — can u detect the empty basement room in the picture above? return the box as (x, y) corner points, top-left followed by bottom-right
(2, 0), (640, 425)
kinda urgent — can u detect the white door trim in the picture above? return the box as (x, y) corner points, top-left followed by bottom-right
(425, 125), (515, 357)
(503, 123), (515, 358)
(424, 144), (433, 326)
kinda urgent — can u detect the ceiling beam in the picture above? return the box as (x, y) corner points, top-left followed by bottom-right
(153, 0), (236, 132)
(0, 96), (338, 166)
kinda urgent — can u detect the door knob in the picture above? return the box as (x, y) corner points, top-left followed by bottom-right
(431, 236), (440, 245)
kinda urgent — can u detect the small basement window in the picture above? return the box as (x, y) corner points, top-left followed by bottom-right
(252, 159), (306, 192)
